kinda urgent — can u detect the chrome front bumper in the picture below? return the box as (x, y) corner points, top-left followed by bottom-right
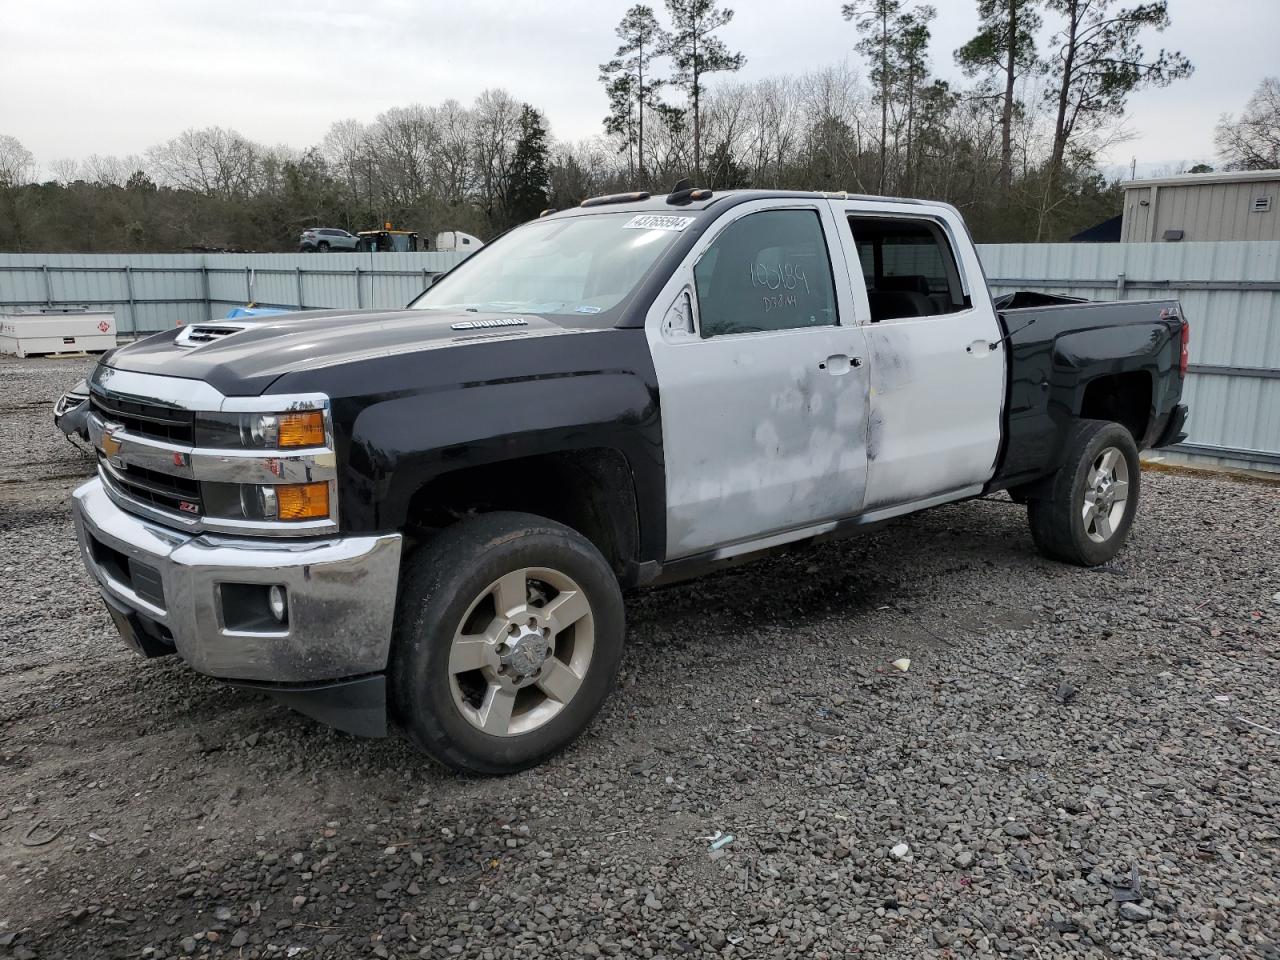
(72, 478), (402, 683)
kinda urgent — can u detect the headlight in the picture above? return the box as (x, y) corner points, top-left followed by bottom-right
(194, 411), (326, 449)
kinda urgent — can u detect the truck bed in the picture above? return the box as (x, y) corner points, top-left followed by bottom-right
(990, 295), (1187, 491)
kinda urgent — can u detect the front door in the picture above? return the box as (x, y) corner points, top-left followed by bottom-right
(646, 201), (872, 559)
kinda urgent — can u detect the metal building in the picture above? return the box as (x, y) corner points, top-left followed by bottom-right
(1121, 169), (1280, 243)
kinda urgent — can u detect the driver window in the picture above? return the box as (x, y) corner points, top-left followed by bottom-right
(694, 209), (838, 338)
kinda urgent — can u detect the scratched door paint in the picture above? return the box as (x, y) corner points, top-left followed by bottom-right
(831, 201), (1005, 511)
(646, 200), (871, 560)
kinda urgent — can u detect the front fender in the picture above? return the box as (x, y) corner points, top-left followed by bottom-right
(289, 329), (666, 562)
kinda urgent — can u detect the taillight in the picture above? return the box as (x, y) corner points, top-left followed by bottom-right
(1179, 320), (1190, 377)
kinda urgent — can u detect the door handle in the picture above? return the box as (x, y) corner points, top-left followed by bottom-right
(818, 354), (863, 375)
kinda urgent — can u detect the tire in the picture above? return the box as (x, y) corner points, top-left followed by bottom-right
(1027, 419), (1141, 566)
(390, 512), (624, 775)
(316, 241), (330, 252)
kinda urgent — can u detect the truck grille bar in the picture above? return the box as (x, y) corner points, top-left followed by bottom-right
(90, 393), (195, 445)
(101, 459), (202, 516)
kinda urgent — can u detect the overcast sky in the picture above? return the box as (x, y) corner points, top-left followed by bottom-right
(1, 0), (1273, 180)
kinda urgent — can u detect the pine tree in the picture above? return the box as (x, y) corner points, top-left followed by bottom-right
(600, 5), (669, 184)
(842, 0), (935, 195)
(502, 105), (550, 227)
(663, 0), (744, 181)
(1044, 0), (1192, 180)
(955, 0), (1043, 194)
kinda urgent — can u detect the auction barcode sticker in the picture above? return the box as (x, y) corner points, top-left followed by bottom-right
(623, 215), (695, 232)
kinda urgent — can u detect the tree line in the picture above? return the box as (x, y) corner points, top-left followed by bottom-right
(6, 0), (1267, 255)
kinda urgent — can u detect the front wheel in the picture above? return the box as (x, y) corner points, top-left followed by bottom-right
(1027, 419), (1141, 566)
(390, 512), (624, 774)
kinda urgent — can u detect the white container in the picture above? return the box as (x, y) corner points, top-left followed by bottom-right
(0, 310), (118, 358)
(434, 230), (484, 252)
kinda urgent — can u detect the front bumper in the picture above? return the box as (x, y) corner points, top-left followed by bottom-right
(73, 476), (402, 691)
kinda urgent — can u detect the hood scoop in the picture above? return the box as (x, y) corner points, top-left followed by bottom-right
(176, 323), (246, 347)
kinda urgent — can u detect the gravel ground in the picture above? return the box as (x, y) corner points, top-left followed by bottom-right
(1, 353), (1278, 960)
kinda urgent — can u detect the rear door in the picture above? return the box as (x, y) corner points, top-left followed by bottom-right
(646, 199), (872, 559)
(828, 201), (1004, 512)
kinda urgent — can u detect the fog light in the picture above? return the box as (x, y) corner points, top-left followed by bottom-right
(268, 585), (288, 622)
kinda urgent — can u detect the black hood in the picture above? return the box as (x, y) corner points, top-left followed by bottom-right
(102, 308), (595, 396)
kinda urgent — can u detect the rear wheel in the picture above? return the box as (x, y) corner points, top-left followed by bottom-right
(1027, 420), (1140, 566)
(390, 512), (624, 774)
(316, 240), (330, 252)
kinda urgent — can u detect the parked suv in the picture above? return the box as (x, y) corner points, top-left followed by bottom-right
(298, 228), (357, 252)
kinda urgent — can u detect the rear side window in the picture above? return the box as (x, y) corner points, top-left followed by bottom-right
(694, 209), (838, 338)
(849, 216), (970, 323)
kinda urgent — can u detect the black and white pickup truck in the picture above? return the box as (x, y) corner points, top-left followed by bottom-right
(71, 187), (1190, 773)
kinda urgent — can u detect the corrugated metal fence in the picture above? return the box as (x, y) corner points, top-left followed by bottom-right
(2, 241), (1278, 472)
(0, 251), (470, 333)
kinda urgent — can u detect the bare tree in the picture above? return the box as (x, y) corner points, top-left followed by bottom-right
(147, 127), (262, 200)
(430, 100), (476, 206)
(1216, 77), (1280, 170)
(369, 105), (436, 208)
(0, 134), (35, 188)
(0, 134), (37, 251)
(472, 89), (523, 225)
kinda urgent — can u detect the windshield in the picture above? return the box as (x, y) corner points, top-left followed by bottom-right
(410, 212), (688, 318)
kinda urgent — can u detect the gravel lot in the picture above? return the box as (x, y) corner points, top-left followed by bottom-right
(1, 353), (1278, 960)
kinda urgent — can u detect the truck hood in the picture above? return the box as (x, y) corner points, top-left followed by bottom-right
(102, 308), (598, 396)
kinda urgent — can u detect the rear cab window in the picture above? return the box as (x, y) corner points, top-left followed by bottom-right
(848, 216), (971, 323)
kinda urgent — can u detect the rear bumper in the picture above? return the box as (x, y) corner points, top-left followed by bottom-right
(1152, 403), (1189, 449)
(72, 477), (402, 687)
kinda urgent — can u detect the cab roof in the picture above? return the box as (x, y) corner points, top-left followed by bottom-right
(542, 188), (936, 222)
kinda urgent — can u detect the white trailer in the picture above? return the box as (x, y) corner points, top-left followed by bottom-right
(434, 231), (484, 252)
(0, 310), (118, 358)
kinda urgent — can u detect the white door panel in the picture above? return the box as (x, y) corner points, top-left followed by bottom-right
(830, 201), (1005, 511)
(646, 200), (871, 560)
(654, 327), (870, 556)
(862, 316), (1002, 509)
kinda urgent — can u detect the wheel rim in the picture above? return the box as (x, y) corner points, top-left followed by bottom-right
(1082, 446), (1130, 543)
(447, 567), (594, 737)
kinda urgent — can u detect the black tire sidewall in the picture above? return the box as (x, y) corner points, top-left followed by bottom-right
(1060, 422), (1141, 565)
(391, 513), (624, 774)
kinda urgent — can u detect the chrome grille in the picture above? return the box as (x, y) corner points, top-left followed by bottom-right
(90, 392), (194, 444)
(87, 369), (338, 537)
(101, 459), (202, 517)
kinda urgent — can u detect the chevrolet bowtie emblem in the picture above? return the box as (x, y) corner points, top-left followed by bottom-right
(100, 425), (123, 460)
